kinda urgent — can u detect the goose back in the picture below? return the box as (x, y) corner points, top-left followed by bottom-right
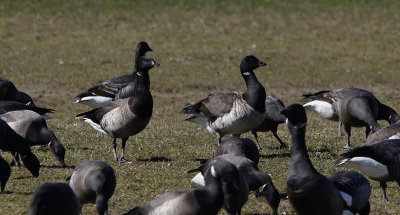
(0, 77), (35, 105)
(214, 136), (260, 165)
(361, 122), (400, 146)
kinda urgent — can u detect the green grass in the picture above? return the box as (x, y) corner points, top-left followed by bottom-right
(1, 0), (400, 214)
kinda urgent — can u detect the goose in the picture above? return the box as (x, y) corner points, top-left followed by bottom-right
(303, 88), (400, 148)
(0, 77), (36, 105)
(0, 155), (11, 193)
(181, 55), (267, 145)
(0, 119), (40, 177)
(123, 160), (235, 215)
(0, 101), (53, 119)
(69, 160), (116, 215)
(335, 139), (400, 202)
(282, 104), (345, 215)
(28, 182), (81, 215)
(75, 53), (159, 162)
(74, 42), (154, 108)
(251, 96), (286, 150)
(214, 136), (259, 165)
(361, 121), (400, 146)
(0, 110), (65, 167)
(330, 171), (371, 215)
(191, 154), (280, 215)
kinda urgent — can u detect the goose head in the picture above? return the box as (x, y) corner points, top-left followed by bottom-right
(281, 104), (307, 130)
(240, 55), (266, 76)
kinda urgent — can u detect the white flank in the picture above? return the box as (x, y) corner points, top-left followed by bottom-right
(74, 96), (113, 108)
(303, 100), (336, 120)
(191, 172), (205, 186)
(186, 114), (209, 130)
(341, 209), (354, 215)
(338, 157), (389, 179)
(149, 195), (186, 215)
(83, 118), (108, 135)
(388, 132), (400, 140)
(339, 191), (352, 207)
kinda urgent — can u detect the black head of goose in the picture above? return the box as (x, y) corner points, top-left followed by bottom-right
(0, 77), (36, 105)
(68, 160), (116, 215)
(0, 155), (11, 193)
(181, 55), (267, 145)
(0, 101), (54, 119)
(74, 41), (154, 108)
(214, 136), (260, 165)
(282, 104), (344, 215)
(0, 110), (65, 167)
(124, 160), (235, 215)
(335, 139), (400, 202)
(251, 96), (287, 150)
(361, 121), (400, 147)
(0, 119), (40, 177)
(75, 52), (159, 163)
(28, 182), (82, 215)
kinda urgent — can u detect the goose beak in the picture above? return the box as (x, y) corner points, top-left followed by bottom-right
(258, 61), (267, 67)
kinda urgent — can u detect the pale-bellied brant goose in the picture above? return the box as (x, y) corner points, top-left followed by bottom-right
(0, 119), (40, 177)
(0, 155), (11, 193)
(76, 53), (159, 163)
(0, 77), (36, 105)
(28, 183), (81, 215)
(282, 104), (346, 215)
(214, 136), (259, 165)
(0, 101), (54, 119)
(181, 55), (267, 145)
(0, 110), (65, 167)
(330, 171), (371, 215)
(336, 139), (400, 202)
(191, 154), (280, 215)
(124, 160), (235, 215)
(68, 160), (116, 215)
(361, 121), (400, 146)
(303, 88), (400, 148)
(251, 96), (286, 150)
(74, 42), (154, 108)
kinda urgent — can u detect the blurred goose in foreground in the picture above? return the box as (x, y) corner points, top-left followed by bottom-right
(361, 121), (400, 146)
(124, 160), (236, 215)
(74, 42), (154, 107)
(76, 53), (159, 162)
(0, 101), (53, 119)
(303, 88), (400, 148)
(336, 139), (400, 202)
(282, 104), (370, 215)
(181, 55), (267, 145)
(0, 77), (36, 105)
(214, 136), (260, 165)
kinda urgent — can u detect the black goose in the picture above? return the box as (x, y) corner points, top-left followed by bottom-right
(69, 160), (116, 215)
(181, 55), (267, 145)
(251, 96), (286, 150)
(0, 155), (11, 193)
(123, 160), (235, 215)
(0, 110), (65, 167)
(214, 136), (259, 165)
(0, 101), (53, 118)
(336, 139), (400, 202)
(303, 88), (400, 148)
(28, 183), (82, 215)
(76, 53), (159, 162)
(361, 121), (400, 146)
(0, 77), (36, 105)
(74, 42), (154, 107)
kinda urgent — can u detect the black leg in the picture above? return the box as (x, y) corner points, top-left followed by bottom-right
(272, 128), (286, 149)
(119, 137), (131, 163)
(112, 138), (118, 162)
(380, 181), (389, 202)
(344, 124), (352, 149)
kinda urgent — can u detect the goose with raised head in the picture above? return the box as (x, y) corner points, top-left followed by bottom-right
(0, 77), (36, 105)
(0, 110), (65, 167)
(361, 122), (400, 146)
(214, 136), (259, 165)
(181, 55), (267, 145)
(74, 42), (155, 107)
(76, 53), (159, 162)
(336, 139), (400, 202)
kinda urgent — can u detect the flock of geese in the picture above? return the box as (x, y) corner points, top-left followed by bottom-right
(1, 41), (400, 215)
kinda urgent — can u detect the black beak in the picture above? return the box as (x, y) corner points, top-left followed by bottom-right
(259, 61), (267, 67)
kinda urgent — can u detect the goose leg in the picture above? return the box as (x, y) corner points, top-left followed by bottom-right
(119, 137), (131, 163)
(10, 152), (22, 167)
(251, 131), (263, 151)
(338, 121), (342, 137)
(112, 138), (118, 162)
(380, 181), (389, 202)
(365, 126), (371, 139)
(344, 124), (352, 149)
(272, 127), (286, 149)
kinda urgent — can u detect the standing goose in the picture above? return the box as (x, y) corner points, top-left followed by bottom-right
(123, 160), (234, 215)
(214, 136), (260, 165)
(0, 110), (65, 167)
(0, 155), (11, 193)
(303, 88), (400, 148)
(0, 77), (36, 105)
(74, 42), (154, 108)
(335, 139), (400, 202)
(0, 101), (54, 118)
(76, 54), (159, 162)
(251, 96), (287, 150)
(181, 55), (267, 144)
(361, 122), (400, 146)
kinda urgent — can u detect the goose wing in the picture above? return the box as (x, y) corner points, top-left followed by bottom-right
(76, 74), (134, 99)
(362, 123), (400, 146)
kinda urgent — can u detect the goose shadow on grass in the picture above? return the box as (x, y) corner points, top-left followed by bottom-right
(137, 156), (172, 162)
(260, 152), (291, 159)
(41, 165), (75, 169)
(1, 191), (33, 195)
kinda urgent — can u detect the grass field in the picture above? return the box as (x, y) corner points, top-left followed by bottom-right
(1, 0), (400, 214)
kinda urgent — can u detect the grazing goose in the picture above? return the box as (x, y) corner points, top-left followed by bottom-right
(0, 101), (53, 119)
(214, 136), (259, 165)
(0, 155), (11, 193)
(282, 104), (344, 215)
(0, 119), (40, 177)
(181, 55), (267, 145)
(0, 77), (36, 105)
(330, 171), (371, 215)
(191, 154), (280, 215)
(303, 88), (400, 148)
(361, 121), (400, 146)
(74, 42), (154, 107)
(251, 96), (286, 150)
(124, 160), (234, 215)
(335, 139), (400, 202)
(76, 53), (159, 162)
(28, 183), (81, 215)
(69, 160), (116, 215)
(0, 110), (65, 167)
